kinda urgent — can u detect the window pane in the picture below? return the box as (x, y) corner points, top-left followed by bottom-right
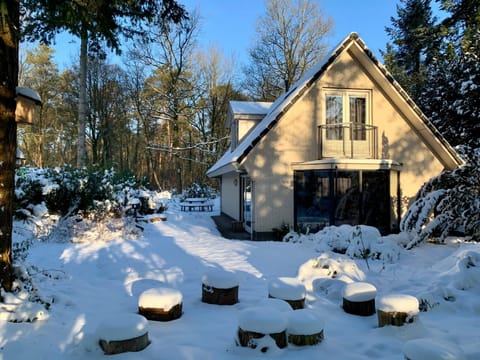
(294, 170), (331, 232)
(350, 96), (366, 140)
(326, 95), (343, 140)
(361, 171), (390, 234)
(334, 171), (360, 225)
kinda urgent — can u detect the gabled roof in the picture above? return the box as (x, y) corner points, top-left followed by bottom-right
(206, 32), (464, 178)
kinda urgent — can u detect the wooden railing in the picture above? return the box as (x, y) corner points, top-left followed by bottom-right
(318, 123), (378, 159)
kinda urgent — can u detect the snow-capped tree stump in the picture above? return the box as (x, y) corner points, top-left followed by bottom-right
(403, 338), (466, 360)
(97, 314), (150, 355)
(376, 294), (419, 327)
(138, 288), (183, 321)
(268, 277), (306, 310)
(342, 282), (377, 316)
(259, 298), (294, 313)
(201, 269), (239, 305)
(287, 309), (324, 346)
(237, 307), (288, 352)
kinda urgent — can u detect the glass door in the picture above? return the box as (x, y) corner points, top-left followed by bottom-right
(242, 177), (252, 233)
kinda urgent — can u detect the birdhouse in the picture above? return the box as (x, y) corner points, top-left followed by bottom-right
(16, 149), (26, 167)
(15, 87), (42, 125)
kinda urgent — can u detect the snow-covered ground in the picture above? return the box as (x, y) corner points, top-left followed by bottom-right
(2, 197), (479, 359)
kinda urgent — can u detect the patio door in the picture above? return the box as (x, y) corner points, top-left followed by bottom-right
(323, 91), (370, 158)
(242, 177), (252, 233)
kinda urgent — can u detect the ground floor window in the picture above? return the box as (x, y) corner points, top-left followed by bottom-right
(294, 169), (399, 234)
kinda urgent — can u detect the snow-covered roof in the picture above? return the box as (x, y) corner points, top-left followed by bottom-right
(229, 101), (272, 115)
(206, 32), (463, 178)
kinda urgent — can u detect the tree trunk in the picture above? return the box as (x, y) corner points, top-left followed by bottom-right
(0, 0), (19, 292)
(77, 26), (88, 168)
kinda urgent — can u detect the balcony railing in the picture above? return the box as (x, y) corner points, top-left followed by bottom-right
(318, 123), (378, 159)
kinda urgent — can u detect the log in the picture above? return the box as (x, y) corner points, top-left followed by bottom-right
(96, 314), (150, 355)
(268, 295), (304, 310)
(342, 282), (377, 316)
(99, 332), (150, 355)
(377, 309), (416, 327)
(237, 327), (287, 351)
(202, 284), (238, 305)
(268, 277), (306, 310)
(138, 302), (182, 322)
(343, 298), (376, 316)
(138, 287), (183, 321)
(288, 330), (324, 346)
(376, 294), (419, 327)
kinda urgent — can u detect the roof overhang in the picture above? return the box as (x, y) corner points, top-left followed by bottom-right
(292, 159), (403, 172)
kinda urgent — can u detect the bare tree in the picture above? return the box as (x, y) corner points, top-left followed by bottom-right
(244, 0), (333, 100)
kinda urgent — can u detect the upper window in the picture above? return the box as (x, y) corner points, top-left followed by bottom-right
(325, 90), (370, 141)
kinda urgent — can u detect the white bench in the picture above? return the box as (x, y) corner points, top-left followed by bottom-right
(180, 198), (213, 212)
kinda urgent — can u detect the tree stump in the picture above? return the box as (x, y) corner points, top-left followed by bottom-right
(403, 338), (466, 360)
(287, 309), (324, 346)
(201, 269), (239, 305)
(97, 314), (150, 355)
(342, 282), (377, 316)
(268, 277), (306, 310)
(376, 294), (419, 327)
(138, 287), (183, 321)
(237, 307), (288, 352)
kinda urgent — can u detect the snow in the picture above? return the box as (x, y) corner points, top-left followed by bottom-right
(2, 197), (480, 359)
(268, 277), (306, 300)
(342, 282), (377, 302)
(238, 307), (287, 334)
(377, 294), (420, 314)
(138, 288), (183, 310)
(402, 338), (466, 360)
(202, 269), (239, 289)
(95, 314), (148, 342)
(287, 309), (324, 336)
(229, 101), (272, 115)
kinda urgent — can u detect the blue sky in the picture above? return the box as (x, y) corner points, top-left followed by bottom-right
(184, 0), (399, 61)
(51, 0), (401, 69)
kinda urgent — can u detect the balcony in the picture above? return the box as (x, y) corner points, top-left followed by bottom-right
(318, 123), (378, 159)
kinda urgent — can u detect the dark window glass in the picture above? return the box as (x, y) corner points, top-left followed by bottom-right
(349, 96), (366, 140)
(326, 95), (343, 140)
(334, 171), (361, 225)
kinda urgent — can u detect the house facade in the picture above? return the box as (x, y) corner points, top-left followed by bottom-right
(207, 33), (463, 239)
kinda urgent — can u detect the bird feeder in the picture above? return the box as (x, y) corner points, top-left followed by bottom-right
(16, 149), (26, 167)
(15, 87), (42, 125)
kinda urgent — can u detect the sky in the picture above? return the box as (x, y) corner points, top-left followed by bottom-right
(50, 0), (401, 70)
(2, 183), (479, 358)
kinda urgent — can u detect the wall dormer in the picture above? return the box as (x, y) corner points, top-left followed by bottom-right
(227, 101), (272, 150)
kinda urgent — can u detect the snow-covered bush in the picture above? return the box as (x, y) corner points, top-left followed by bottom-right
(401, 149), (480, 249)
(283, 224), (404, 263)
(181, 183), (213, 199)
(14, 166), (158, 220)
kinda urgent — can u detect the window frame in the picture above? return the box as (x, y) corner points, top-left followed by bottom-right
(323, 89), (372, 141)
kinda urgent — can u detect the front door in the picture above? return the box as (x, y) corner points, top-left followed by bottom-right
(242, 177), (252, 233)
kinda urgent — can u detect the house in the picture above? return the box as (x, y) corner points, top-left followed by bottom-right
(206, 33), (463, 240)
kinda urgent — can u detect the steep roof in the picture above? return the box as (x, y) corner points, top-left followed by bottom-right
(206, 32), (463, 178)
